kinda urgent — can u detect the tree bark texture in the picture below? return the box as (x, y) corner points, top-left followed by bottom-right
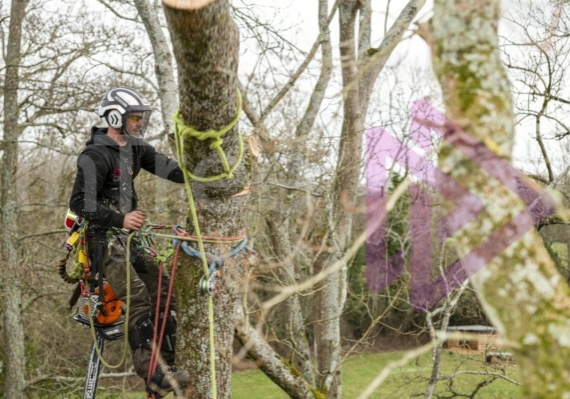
(431, 1), (570, 397)
(163, 1), (249, 398)
(1, 0), (29, 398)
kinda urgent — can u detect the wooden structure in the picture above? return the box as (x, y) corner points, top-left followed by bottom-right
(445, 325), (501, 353)
(445, 325), (514, 365)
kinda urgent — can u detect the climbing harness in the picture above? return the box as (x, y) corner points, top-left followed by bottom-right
(59, 210), (129, 399)
(58, 219), (188, 399)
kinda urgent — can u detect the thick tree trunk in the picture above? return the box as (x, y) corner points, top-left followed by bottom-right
(1, 1), (29, 398)
(431, 1), (570, 397)
(163, 1), (247, 398)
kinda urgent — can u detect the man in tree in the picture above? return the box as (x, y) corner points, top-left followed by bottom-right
(69, 87), (190, 397)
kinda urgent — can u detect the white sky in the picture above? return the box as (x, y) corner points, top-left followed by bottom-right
(248, 0), (564, 178)
(52, 0), (564, 180)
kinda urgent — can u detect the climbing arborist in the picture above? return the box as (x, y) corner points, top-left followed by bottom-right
(69, 86), (190, 397)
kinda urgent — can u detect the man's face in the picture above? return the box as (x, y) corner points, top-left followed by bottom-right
(126, 112), (145, 137)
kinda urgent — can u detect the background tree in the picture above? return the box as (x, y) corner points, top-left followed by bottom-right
(431, 0), (570, 396)
(0, 0), (183, 395)
(502, 0), (570, 182)
(1, 0), (30, 397)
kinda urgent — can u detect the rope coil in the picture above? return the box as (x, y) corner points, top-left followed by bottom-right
(173, 89), (244, 182)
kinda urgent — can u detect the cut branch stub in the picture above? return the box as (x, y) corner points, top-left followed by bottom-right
(163, 0), (217, 10)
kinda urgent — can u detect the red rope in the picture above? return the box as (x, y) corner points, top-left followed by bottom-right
(146, 240), (182, 399)
(183, 233), (247, 242)
(151, 224), (247, 242)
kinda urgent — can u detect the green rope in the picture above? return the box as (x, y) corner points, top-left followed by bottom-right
(173, 89), (244, 399)
(173, 89), (243, 182)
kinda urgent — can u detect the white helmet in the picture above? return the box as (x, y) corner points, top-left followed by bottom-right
(98, 87), (152, 137)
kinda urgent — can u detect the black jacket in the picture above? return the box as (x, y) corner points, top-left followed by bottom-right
(69, 127), (184, 228)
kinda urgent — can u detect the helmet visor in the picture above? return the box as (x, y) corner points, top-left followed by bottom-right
(124, 111), (151, 138)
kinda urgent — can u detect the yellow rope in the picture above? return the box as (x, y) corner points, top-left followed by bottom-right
(173, 89), (243, 182)
(173, 89), (243, 399)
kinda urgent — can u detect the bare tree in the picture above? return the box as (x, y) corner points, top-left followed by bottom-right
(1, 0), (29, 397)
(502, 0), (570, 182)
(311, 2), (425, 396)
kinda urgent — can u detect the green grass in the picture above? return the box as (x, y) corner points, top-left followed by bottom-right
(232, 351), (522, 399)
(98, 350), (522, 398)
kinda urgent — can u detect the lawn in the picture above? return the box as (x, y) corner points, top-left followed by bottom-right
(231, 350), (522, 399)
(101, 349), (521, 398)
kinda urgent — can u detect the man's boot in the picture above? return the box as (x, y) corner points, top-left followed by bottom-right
(146, 365), (191, 398)
(128, 314), (190, 397)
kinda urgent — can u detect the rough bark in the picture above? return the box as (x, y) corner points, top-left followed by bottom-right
(431, 1), (570, 397)
(162, 1), (247, 398)
(1, 0), (29, 398)
(539, 224), (570, 270)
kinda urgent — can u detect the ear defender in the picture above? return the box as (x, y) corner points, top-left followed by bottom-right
(106, 109), (123, 129)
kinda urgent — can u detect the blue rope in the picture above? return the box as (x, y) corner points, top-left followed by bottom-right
(172, 236), (253, 275)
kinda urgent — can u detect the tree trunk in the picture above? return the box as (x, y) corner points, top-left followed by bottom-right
(1, 0), (29, 398)
(162, 1), (247, 398)
(311, 2), (365, 397)
(431, 1), (570, 397)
